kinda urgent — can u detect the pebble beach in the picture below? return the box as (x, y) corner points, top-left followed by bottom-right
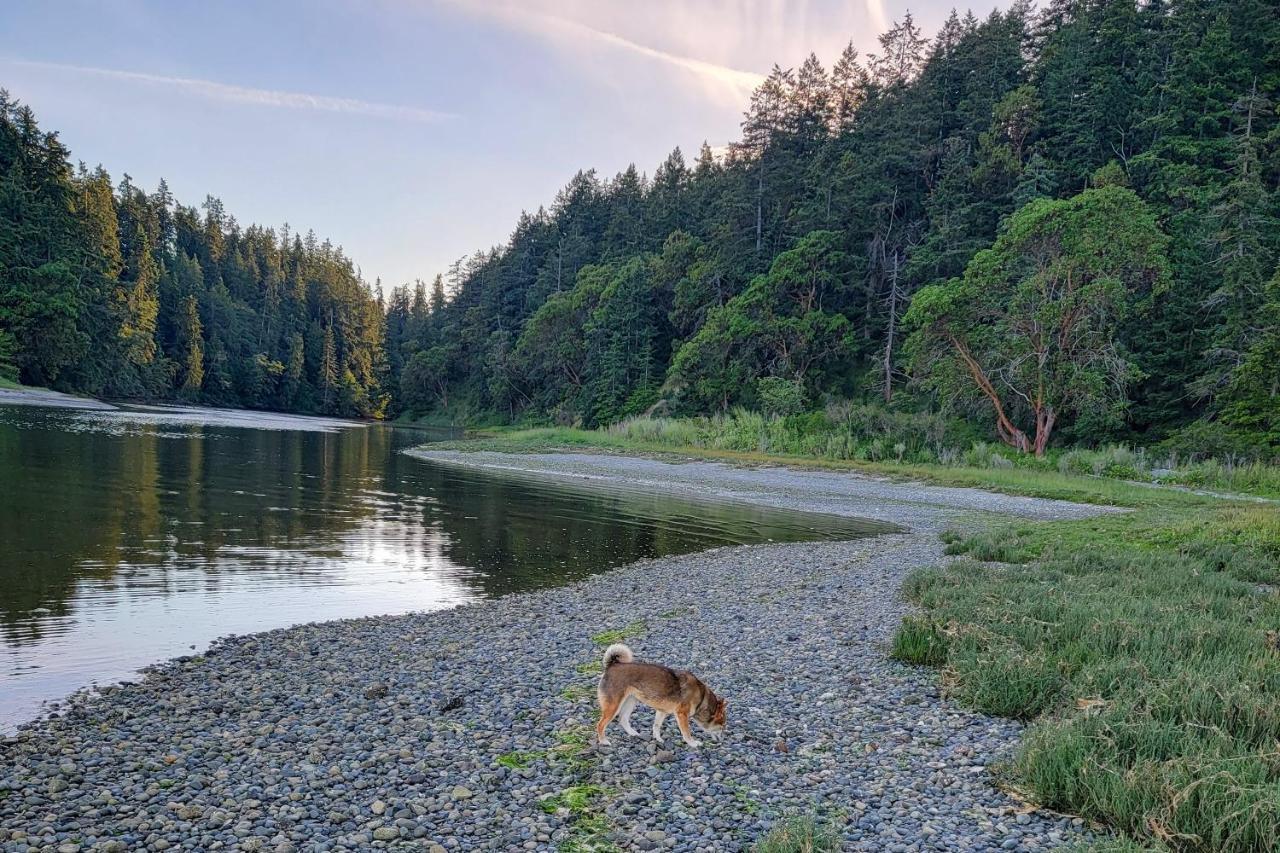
(1, 452), (1118, 852)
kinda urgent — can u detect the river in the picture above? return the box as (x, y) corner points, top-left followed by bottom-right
(0, 402), (889, 731)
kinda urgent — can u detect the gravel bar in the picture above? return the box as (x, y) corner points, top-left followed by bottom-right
(1, 452), (1118, 852)
(406, 450), (1125, 533)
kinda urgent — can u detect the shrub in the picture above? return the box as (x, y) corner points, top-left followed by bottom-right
(756, 377), (806, 417)
(964, 441), (1016, 469)
(1160, 420), (1276, 463)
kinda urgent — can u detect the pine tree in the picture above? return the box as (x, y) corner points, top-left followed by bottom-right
(118, 220), (160, 367)
(177, 294), (204, 392)
(319, 322), (338, 412)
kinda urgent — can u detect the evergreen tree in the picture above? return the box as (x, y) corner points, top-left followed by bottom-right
(177, 294), (204, 393)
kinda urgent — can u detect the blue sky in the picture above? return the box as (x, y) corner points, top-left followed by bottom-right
(1, 1), (997, 289)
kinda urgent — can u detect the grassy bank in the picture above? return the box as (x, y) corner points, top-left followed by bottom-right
(439, 426), (1218, 508)
(427, 425), (1280, 850)
(454, 411), (1280, 501)
(894, 500), (1280, 852)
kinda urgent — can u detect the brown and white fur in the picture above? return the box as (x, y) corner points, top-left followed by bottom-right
(595, 644), (726, 748)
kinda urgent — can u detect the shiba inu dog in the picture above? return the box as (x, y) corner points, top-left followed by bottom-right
(594, 643), (726, 748)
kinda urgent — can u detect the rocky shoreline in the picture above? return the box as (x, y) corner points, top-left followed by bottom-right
(1, 453), (1115, 852)
(0, 387), (116, 411)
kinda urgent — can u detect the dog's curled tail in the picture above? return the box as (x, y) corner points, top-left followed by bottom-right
(602, 643), (633, 669)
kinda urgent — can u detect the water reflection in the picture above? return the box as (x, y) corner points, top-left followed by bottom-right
(0, 404), (891, 729)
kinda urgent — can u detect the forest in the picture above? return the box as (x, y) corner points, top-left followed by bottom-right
(4, 0), (1279, 455)
(0, 93), (387, 418)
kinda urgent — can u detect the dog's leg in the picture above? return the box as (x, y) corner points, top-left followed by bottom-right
(652, 711), (666, 744)
(617, 695), (640, 737)
(675, 707), (702, 748)
(596, 694), (622, 746)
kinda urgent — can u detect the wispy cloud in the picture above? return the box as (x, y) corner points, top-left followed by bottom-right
(524, 11), (766, 95)
(440, 1), (765, 106)
(863, 0), (889, 35)
(4, 58), (455, 123)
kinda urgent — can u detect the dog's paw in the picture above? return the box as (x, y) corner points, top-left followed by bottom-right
(622, 727), (641, 738)
(597, 736), (611, 746)
(684, 738), (703, 749)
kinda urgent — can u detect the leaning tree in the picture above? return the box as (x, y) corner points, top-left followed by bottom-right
(904, 185), (1170, 455)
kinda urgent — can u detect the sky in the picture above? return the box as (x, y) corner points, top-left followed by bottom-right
(1, 0), (1000, 290)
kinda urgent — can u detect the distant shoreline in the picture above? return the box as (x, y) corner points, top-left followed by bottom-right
(0, 386), (117, 410)
(0, 391), (382, 429)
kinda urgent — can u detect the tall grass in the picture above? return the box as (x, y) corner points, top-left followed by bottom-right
(608, 405), (981, 464)
(1059, 445), (1280, 496)
(603, 412), (1280, 498)
(895, 504), (1280, 851)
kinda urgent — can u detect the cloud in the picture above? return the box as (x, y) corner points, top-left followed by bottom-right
(440, 1), (766, 106)
(863, 0), (889, 35)
(4, 58), (455, 123)
(552, 15), (766, 95)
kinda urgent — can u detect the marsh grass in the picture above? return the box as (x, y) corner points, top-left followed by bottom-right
(899, 503), (1280, 851)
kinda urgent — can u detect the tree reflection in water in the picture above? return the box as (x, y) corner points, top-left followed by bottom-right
(0, 404), (891, 728)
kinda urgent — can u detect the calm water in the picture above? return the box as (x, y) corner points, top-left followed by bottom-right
(0, 403), (891, 730)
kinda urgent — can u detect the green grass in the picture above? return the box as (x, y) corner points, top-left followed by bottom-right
(590, 620), (647, 646)
(0, 376), (30, 390)
(540, 784), (617, 852)
(890, 616), (950, 667)
(896, 500), (1280, 851)
(496, 750), (544, 770)
(751, 815), (841, 853)
(560, 682), (595, 702)
(547, 723), (596, 774)
(727, 781), (762, 816)
(540, 783), (609, 815)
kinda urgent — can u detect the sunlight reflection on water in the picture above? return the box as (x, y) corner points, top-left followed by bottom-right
(0, 403), (892, 730)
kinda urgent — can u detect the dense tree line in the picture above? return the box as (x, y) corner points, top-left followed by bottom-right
(4, 0), (1277, 452)
(387, 0), (1278, 454)
(0, 92), (387, 417)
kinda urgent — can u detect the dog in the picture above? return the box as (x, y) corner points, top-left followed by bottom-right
(594, 643), (726, 748)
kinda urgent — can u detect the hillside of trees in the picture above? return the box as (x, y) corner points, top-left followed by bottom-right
(0, 93), (387, 417)
(3, 0), (1278, 455)
(387, 0), (1278, 455)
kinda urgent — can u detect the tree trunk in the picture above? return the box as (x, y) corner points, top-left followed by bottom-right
(1033, 405), (1055, 457)
(755, 160), (764, 253)
(948, 333), (1030, 453)
(882, 250), (899, 403)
